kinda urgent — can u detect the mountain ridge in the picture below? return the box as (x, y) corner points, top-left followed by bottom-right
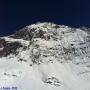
(0, 22), (90, 90)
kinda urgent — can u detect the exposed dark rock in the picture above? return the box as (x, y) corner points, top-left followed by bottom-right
(13, 27), (32, 40)
(44, 77), (62, 87)
(18, 59), (27, 62)
(53, 25), (60, 29)
(12, 74), (17, 77)
(0, 39), (23, 57)
(29, 64), (33, 67)
(12, 27), (48, 41)
(23, 46), (28, 50)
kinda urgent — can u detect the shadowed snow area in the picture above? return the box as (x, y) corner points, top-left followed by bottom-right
(0, 22), (90, 90)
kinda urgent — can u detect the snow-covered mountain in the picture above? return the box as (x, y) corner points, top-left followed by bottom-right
(0, 22), (90, 90)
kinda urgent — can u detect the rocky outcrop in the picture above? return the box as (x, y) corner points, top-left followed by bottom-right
(44, 76), (62, 87)
(0, 38), (23, 57)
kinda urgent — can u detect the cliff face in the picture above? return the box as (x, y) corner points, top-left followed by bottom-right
(0, 22), (90, 90)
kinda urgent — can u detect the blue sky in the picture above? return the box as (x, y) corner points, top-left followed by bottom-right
(0, 0), (90, 36)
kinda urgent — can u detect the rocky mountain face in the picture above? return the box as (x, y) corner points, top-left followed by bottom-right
(0, 22), (90, 90)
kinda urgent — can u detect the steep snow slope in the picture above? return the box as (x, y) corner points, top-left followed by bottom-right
(0, 22), (90, 90)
